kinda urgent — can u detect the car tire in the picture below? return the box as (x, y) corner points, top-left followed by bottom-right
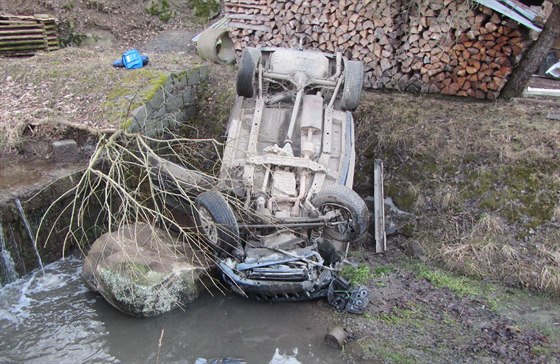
(194, 191), (241, 258)
(236, 47), (261, 98)
(312, 185), (369, 242)
(340, 60), (364, 112)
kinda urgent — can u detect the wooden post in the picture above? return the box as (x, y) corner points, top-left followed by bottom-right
(374, 159), (386, 253)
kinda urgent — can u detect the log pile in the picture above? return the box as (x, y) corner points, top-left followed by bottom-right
(224, 0), (530, 99)
(0, 14), (60, 57)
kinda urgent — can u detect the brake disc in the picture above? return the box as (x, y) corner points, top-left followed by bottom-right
(327, 276), (370, 314)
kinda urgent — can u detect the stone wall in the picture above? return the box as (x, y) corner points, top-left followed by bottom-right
(128, 65), (209, 136)
(0, 168), (97, 284)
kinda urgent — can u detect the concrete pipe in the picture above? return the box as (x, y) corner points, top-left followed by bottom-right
(196, 28), (235, 64)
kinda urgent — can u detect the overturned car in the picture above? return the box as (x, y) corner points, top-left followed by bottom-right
(190, 46), (372, 306)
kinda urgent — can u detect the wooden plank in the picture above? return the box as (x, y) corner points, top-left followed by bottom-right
(224, 0), (267, 4)
(0, 19), (38, 24)
(374, 159), (386, 254)
(512, 97), (560, 106)
(473, 0), (542, 32)
(501, 0), (539, 21)
(0, 14), (55, 21)
(226, 13), (269, 21)
(224, 3), (267, 10)
(229, 21), (271, 32)
(0, 15), (59, 56)
(0, 43), (47, 51)
(0, 29), (45, 35)
(0, 39), (46, 45)
(523, 87), (560, 97)
(0, 34), (45, 40)
(0, 51), (37, 57)
(0, 23), (41, 28)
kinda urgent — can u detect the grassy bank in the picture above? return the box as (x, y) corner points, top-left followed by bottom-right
(0, 48), (200, 153)
(354, 92), (560, 296)
(337, 246), (560, 363)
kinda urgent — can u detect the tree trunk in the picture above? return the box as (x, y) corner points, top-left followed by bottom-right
(500, 4), (560, 99)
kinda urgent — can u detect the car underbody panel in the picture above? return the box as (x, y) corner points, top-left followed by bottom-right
(178, 47), (378, 306)
(219, 95), (355, 211)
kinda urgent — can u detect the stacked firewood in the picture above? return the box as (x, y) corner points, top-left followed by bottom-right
(224, 0), (530, 99)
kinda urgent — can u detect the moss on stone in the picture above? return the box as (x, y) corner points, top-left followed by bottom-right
(102, 70), (170, 128)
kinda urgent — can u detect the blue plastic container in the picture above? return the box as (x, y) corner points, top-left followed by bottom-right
(113, 55), (149, 68)
(122, 49), (144, 69)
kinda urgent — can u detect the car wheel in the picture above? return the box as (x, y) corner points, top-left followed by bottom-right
(340, 60), (364, 112)
(236, 47), (261, 98)
(312, 185), (369, 242)
(194, 191), (241, 258)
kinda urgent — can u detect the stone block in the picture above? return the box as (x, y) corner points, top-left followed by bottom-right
(167, 110), (185, 129)
(151, 105), (168, 120)
(165, 94), (184, 113)
(184, 105), (197, 120)
(187, 68), (201, 86)
(52, 139), (79, 163)
(20, 140), (51, 158)
(199, 65), (209, 80)
(182, 88), (194, 105)
(82, 222), (208, 317)
(129, 106), (148, 133)
(128, 119), (141, 133)
(162, 76), (174, 95)
(171, 72), (188, 91)
(148, 89), (164, 110)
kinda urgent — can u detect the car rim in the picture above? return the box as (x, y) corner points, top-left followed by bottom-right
(321, 203), (353, 236)
(198, 207), (218, 244)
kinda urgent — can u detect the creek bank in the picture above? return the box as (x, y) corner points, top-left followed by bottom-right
(0, 61), (210, 286)
(336, 242), (560, 363)
(0, 157), (92, 285)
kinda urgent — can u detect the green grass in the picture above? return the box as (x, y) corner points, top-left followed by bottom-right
(373, 265), (394, 277)
(341, 264), (373, 286)
(413, 263), (497, 309)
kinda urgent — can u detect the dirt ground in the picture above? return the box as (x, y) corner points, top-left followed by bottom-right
(330, 241), (560, 363)
(1, 1), (560, 363)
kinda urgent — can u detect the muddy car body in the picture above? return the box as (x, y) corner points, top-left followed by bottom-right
(193, 47), (370, 301)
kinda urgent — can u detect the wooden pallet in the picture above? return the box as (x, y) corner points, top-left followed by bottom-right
(0, 14), (60, 57)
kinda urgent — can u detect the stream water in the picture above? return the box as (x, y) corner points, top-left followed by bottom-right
(14, 198), (44, 274)
(0, 222), (18, 284)
(0, 257), (345, 364)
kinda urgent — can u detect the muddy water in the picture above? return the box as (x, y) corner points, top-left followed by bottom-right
(0, 258), (344, 363)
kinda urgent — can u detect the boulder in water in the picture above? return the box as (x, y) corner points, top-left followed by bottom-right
(82, 222), (211, 317)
